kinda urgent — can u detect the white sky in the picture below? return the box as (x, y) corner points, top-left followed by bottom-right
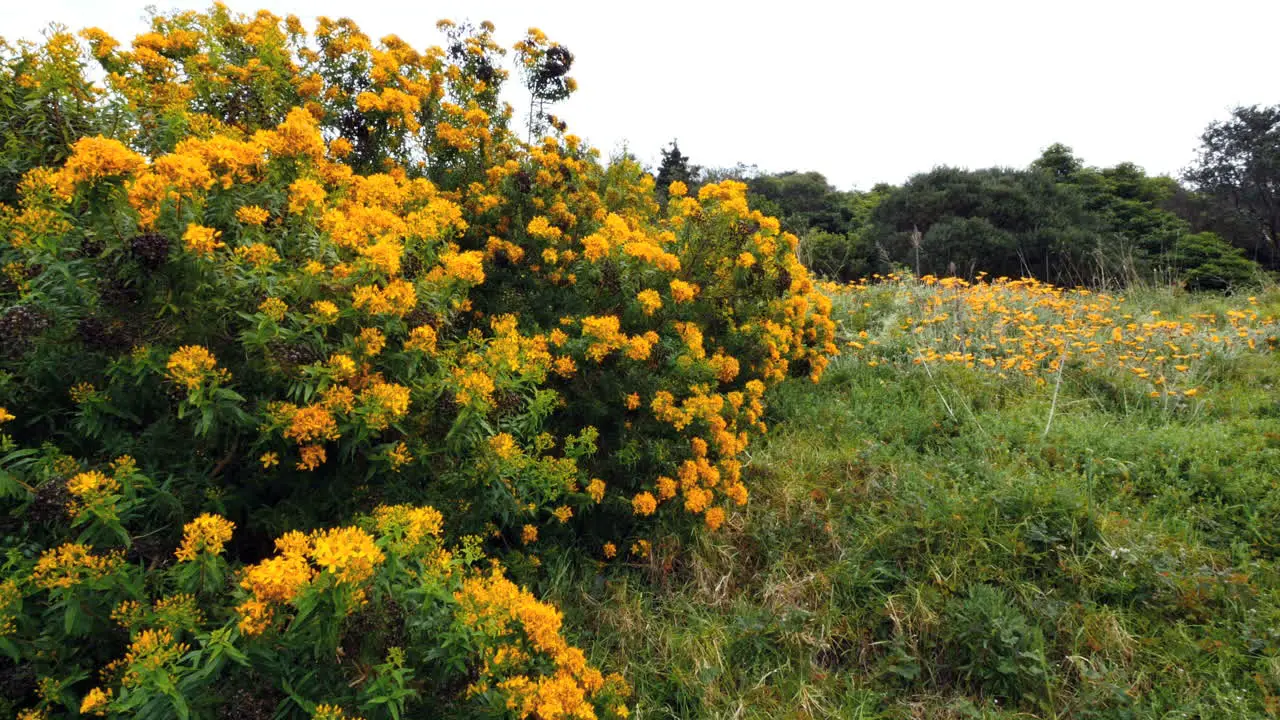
(6, 0), (1279, 190)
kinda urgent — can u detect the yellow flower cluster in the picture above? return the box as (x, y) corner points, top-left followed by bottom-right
(65, 470), (121, 518)
(457, 567), (625, 718)
(119, 628), (191, 687)
(52, 136), (145, 196)
(352, 279), (417, 316)
(842, 274), (1278, 399)
(372, 503), (443, 553)
(166, 345), (223, 390)
(182, 223), (225, 256)
(174, 513), (235, 562)
(32, 543), (124, 590)
(79, 686), (113, 716)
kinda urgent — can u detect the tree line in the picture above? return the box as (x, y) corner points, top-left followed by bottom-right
(653, 105), (1280, 291)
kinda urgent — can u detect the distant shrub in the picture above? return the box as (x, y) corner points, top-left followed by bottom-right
(796, 229), (885, 282)
(1171, 231), (1263, 292)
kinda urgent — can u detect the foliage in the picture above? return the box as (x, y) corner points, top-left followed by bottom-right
(859, 150), (1266, 290)
(1184, 105), (1280, 265)
(795, 229), (885, 283)
(1170, 231), (1262, 292)
(653, 140), (696, 203)
(0, 7), (835, 718)
(865, 166), (1105, 284)
(551, 278), (1280, 718)
(746, 171), (851, 236)
(0, 30), (110, 205)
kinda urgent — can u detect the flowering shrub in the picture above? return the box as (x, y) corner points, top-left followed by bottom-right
(0, 6), (834, 717)
(3, 478), (627, 718)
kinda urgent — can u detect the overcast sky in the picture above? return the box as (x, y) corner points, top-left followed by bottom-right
(7, 1), (1279, 190)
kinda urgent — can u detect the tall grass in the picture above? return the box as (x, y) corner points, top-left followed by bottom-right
(546, 278), (1280, 718)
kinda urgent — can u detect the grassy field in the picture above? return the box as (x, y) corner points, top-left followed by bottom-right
(545, 277), (1280, 719)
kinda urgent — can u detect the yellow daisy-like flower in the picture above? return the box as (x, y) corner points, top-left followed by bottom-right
(166, 345), (220, 390)
(174, 513), (235, 562)
(311, 300), (340, 323)
(587, 478), (606, 503)
(235, 205), (270, 226)
(631, 492), (657, 516)
(182, 223), (224, 256)
(79, 687), (113, 716)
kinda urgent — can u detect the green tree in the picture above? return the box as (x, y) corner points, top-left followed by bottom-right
(1170, 231), (1262, 292)
(1032, 142), (1083, 182)
(746, 171), (850, 234)
(654, 139), (695, 199)
(1184, 105), (1280, 266)
(867, 166), (1104, 283)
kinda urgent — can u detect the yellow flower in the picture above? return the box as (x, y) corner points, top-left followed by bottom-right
(405, 324), (438, 353)
(602, 542), (617, 559)
(237, 243), (281, 268)
(636, 289), (662, 316)
(352, 279), (418, 317)
(235, 205), (270, 225)
(312, 704), (364, 720)
(439, 251), (486, 284)
(669, 279), (699, 303)
(327, 353), (357, 381)
(631, 492), (657, 516)
(298, 443), (327, 471)
(240, 554), (313, 603)
(553, 505), (573, 523)
(236, 598), (274, 635)
(65, 470), (121, 518)
(182, 224), (224, 256)
(284, 405), (340, 444)
(258, 297), (287, 321)
(260, 452), (279, 468)
(527, 215), (562, 240)
(309, 526), (385, 585)
(32, 543), (124, 590)
(359, 381), (411, 430)
(121, 628), (190, 687)
(587, 478), (606, 503)
(70, 381), (96, 404)
(175, 513), (235, 562)
(489, 433), (521, 460)
(704, 506), (726, 531)
(110, 455), (137, 478)
(57, 136), (145, 190)
(329, 137), (354, 158)
(79, 687), (113, 716)
(0, 408), (14, 423)
(668, 180), (688, 197)
(372, 504), (442, 547)
(288, 177), (327, 214)
(311, 300), (340, 323)
(522, 524), (538, 544)
(166, 345), (220, 390)
(357, 327), (386, 356)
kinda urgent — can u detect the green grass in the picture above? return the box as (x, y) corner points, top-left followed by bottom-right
(547, 283), (1280, 718)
